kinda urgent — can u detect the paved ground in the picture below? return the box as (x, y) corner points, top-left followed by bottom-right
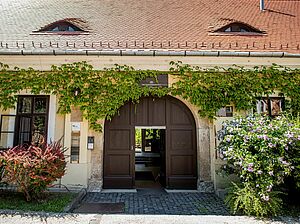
(1, 190), (299, 223)
(0, 213), (299, 224)
(80, 190), (229, 215)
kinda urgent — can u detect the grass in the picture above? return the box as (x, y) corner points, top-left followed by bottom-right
(0, 191), (77, 212)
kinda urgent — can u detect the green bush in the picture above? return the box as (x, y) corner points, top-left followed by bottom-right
(0, 141), (66, 201)
(291, 116), (300, 189)
(225, 183), (282, 217)
(218, 114), (300, 216)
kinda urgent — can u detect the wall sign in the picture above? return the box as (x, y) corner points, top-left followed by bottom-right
(71, 122), (81, 132)
(87, 136), (94, 150)
(140, 74), (168, 87)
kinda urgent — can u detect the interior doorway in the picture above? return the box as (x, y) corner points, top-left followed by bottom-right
(135, 127), (166, 188)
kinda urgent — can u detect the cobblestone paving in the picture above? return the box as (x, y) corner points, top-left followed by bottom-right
(83, 190), (230, 215)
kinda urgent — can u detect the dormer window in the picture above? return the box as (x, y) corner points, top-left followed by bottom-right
(33, 19), (88, 35)
(46, 22), (82, 32)
(220, 23), (258, 33)
(212, 22), (264, 35)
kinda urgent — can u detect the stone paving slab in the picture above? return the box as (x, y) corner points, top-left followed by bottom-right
(82, 192), (229, 215)
(0, 214), (299, 224)
(73, 202), (124, 214)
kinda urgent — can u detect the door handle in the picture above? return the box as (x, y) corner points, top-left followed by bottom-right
(131, 145), (134, 151)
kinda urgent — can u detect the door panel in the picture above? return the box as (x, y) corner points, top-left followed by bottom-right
(169, 102), (192, 125)
(109, 103), (131, 126)
(104, 103), (134, 189)
(170, 155), (194, 175)
(149, 98), (166, 125)
(106, 155), (131, 175)
(166, 97), (197, 189)
(133, 98), (148, 125)
(167, 177), (198, 189)
(108, 129), (130, 150)
(170, 129), (193, 151)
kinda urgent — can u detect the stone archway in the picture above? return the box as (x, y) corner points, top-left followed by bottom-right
(103, 96), (197, 189)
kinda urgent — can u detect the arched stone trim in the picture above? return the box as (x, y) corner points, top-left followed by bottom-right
(87, 94), (213, 192)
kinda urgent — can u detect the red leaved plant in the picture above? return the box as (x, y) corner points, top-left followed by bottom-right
(0, 141), (66, 201)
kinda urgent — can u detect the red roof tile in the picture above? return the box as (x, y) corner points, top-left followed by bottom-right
(0, 0), (299, 53)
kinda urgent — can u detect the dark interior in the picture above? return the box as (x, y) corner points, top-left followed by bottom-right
(135, 128), (166, 188)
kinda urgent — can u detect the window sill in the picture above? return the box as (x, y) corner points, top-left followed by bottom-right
(30, 32), (89, 36)
(209, 32), (266, 36)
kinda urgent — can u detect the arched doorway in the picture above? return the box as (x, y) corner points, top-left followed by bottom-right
(103, 96), (197, 189)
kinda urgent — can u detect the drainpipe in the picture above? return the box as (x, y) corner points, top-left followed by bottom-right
(260, 0), (265, 11)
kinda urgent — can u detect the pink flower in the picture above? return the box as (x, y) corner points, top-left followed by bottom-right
(247, 167), (254, 172)
(261, 195), (269, 201)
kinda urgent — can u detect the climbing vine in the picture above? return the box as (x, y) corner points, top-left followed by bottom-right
(170, 61), (300, 118)
(0, 62), (169, 131)
(0, 61), (300, 131)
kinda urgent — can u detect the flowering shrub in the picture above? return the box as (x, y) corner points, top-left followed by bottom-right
(225, 183), (282, 217)
(292, 116), (300, 189)
(0, 162), (5, 186)
(218, 114), (300, 216)
(0, 141), (66, 201)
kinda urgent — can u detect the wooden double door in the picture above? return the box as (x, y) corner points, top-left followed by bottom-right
(103, 96), (197, 189)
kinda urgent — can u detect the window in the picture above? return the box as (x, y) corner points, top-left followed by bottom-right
(34, 19), (87, 34)
(214, 22), (263, 34)
(70, 122), (81, 163)
(255, 97), (285, 117)
(14, 96), (49, 146)
(217, 106), (233, 117)
(0, 115), (16, 149)
(42, 22), (83, 32)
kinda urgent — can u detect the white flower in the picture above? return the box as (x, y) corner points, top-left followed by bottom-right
(261, 195), (269, 201)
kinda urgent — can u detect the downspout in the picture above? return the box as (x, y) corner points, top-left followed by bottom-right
(260, 0), (265, 11)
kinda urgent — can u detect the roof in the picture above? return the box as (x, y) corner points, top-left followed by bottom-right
(0, 0), (299, 54)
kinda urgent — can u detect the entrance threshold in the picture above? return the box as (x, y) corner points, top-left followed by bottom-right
(101, 189), (137, 193)
(101, 188), (199, 194)
(165, 189), (199, 193)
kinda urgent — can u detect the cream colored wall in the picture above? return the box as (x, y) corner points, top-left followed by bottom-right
(212, 116), (236, 189)
(1, 55), (300, 71)
(60, 114), (92, 188)
(211, 106), (251, 190)
(87, 122), (104, 192)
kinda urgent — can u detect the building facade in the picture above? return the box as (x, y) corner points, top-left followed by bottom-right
(0, 0), (299, 192)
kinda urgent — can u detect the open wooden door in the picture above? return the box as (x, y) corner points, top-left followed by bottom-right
(166, 97), (197, 189)
(103, 102), (135, 188)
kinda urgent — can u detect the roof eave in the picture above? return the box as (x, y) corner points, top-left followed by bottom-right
(0, 49), (299, 58)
